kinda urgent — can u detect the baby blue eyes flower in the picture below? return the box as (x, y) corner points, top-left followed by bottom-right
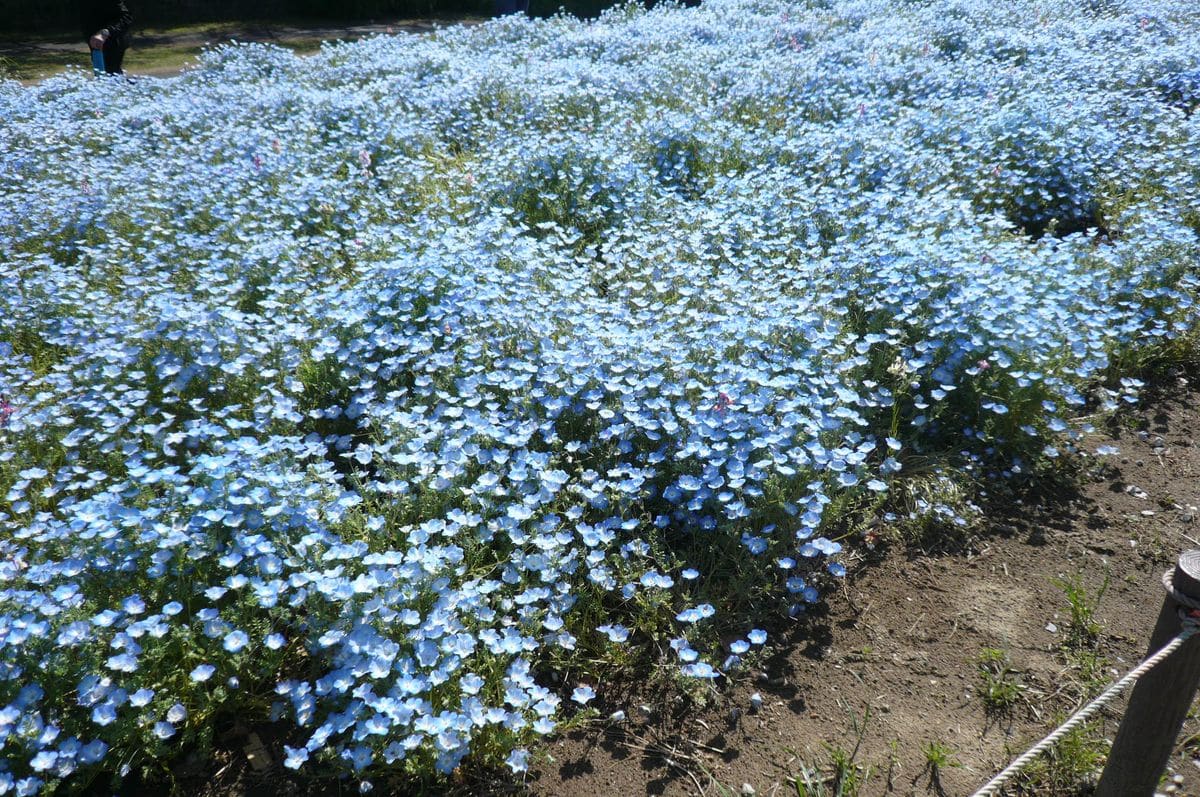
(681, 568), (700, 580)
(812, 538), (842, 555)
(154, 722), (176, 740)
(190, 665), (216, 682)
(675, 603), (716, 624)
(283, 745), (309, 769)
(79, 740), (108, 764)
(748, 629), (767, 645)
(162, 602), (184, 617)
(264, 633), (286, 650)
(223, 630), (250, 653)
(681, 662), (718, 679)
(30, 751), (58, 772)
(505, 748), (530, 773)
(130, 688), (155, 707)
(15, 778), (42, 797)
(92, 610), (120, 628)
(597, 624), (630, 643)
(91, 705), (117, 726)
(571, 685), (596, 704)
(1095, 445), (1119, 456)
(828, 562), (847, 577)
(107, 653), (139, 673)
(166, 704), (187, 724)
(730, 639), (750, 654)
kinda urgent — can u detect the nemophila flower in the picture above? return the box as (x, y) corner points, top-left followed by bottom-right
(505, 748), (529, 773)
(681, 662), (719, 679)
(91, 705), (117, 727)
(30, 751), (58, 772)
(571, 685), (595, 705)
(15, 777), (43, 797)
(283, 745), (309, 769)
(106, 653), (139, 673)
(597, 624), (630, 643)
(675, 603), (716, 624)
(79, 740), (108, 764)
(130, 689), (155, 708)
(223, 630), (250, 653)
(190, 665), (216, 683)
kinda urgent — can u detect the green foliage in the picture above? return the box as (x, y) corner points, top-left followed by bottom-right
(1014, 721), (1108, 794)
(976, 647), (1024, 713)
(922, 739), (960, 774)
(1053, 570), (1109, 649)
(788, 704), (874, 797)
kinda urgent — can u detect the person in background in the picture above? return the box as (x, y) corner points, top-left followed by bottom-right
(79, 0), (133, 75)
(494, 0), (529, 17)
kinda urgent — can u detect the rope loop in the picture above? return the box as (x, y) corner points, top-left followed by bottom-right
(1163, 568), (1200, 612)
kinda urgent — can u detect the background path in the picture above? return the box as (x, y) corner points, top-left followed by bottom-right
(0, 17), (479, 83)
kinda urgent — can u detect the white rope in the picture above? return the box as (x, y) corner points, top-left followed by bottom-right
(971, 571), (1200, 797)
(1163, 568), (1200, 611)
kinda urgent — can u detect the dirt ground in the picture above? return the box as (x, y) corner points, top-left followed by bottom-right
(532, 369), (1200, 797)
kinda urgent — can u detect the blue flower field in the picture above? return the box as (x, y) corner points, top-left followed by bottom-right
(1, 0), (1199, 791)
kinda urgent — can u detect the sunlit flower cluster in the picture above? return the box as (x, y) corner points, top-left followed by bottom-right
(1, 0), (1198, 789)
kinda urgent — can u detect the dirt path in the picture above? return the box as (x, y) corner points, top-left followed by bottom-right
(533, 371), (1200, 796)
(0, 17), (479, 83)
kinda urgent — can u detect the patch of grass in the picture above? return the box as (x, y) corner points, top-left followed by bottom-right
(787, 703), (874, 797)
(1014, 721), (1108, 794)
(789, 745), (871, 797)
(1011, 571), (1118, 794)
(922, 739), (959, 772)
(919, 738), (960, 794)
(976, 647), (1025, 713)
(1053, 570), (1109, 649)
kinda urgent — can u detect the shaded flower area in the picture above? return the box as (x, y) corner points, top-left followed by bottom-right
(1, 0), (1199, 791)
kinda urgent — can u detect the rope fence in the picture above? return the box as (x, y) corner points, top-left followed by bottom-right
(971, 561), (1200, 797)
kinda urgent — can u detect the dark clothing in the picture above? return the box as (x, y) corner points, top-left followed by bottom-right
(494, 0), (528, 15)
(79, 0), (132, 74)
(79, 0), (132, 42)
(100, 35), (127, 74)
